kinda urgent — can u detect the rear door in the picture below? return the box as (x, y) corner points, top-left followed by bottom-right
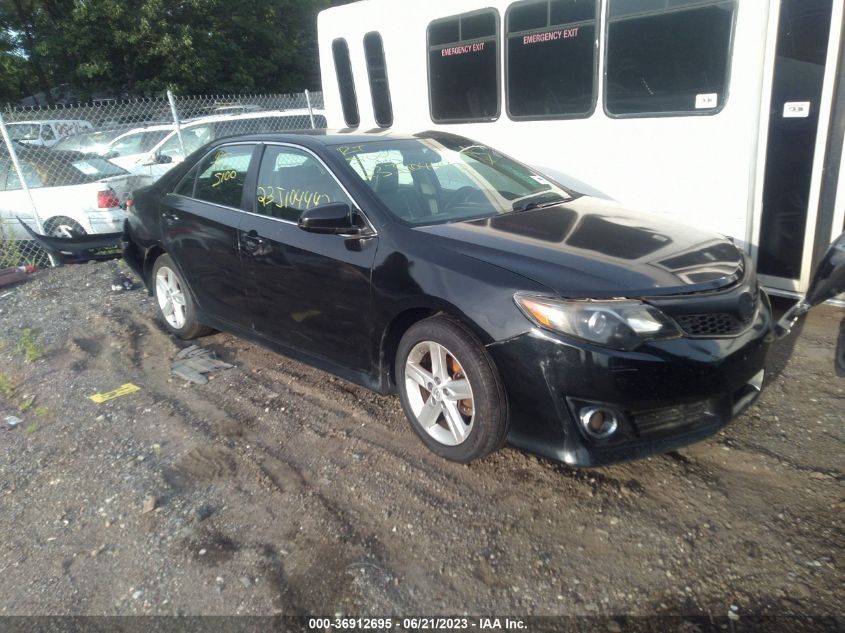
(238, 143), (378, 372)
(160, 143), (259, 326)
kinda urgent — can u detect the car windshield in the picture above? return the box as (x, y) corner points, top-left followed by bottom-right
(54, 130), (125, 153)
(7, 123), (41, 141)
(336, 137), (573, 225)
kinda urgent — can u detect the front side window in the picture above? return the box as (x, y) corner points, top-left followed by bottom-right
(428, 10), (500, 122)
(336, 138), (572, 225)
(605, 0), (736, 116)
(364, 32), (393, 127)
(332, 38), (360, 128)
(507, 0), (598, 119)
(7, 124), (40, 142)
(254, 145), (351, 222)
(194, 144), (255, 208)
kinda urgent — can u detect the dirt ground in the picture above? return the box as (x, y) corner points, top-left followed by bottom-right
(0, 261), (841, 622)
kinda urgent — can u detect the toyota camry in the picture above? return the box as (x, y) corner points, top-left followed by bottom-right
(123, 131), (778, 466)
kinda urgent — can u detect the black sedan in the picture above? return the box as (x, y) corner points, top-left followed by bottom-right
(123, 131), (774, 467)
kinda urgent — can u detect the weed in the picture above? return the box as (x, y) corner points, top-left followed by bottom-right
(34, 406), (50, 417)
(25, 424), (37, 434)
(19, 395), (35, 411)
(0, 373), (14, 398)
(17, 328), (43, 363)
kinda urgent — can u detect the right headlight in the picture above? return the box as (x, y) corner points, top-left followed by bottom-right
(514, 294), (682, 351)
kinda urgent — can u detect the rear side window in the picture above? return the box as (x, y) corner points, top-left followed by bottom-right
(255, 146), (351, 222)
(605, 0), (736, 116)
(194, 144), (255, 208)
(364, 32), (393, 128)
(333, 38), (360, 128)
(506, 0), (598, 119)
(428, 10), (500, 123)
(6, 162), (45, 189)
(173, 165), (198, 197)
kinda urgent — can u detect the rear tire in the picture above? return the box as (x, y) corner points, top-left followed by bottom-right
(44, 216), (86, 238)
(151, 253), (212, 339)
(396, 315), (508, 463)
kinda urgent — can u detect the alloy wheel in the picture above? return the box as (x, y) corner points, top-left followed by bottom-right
(404, 341), (475, 446)
(155, 266), (187, 329)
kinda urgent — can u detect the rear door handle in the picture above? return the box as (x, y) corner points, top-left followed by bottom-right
(241, 230), (268, 254)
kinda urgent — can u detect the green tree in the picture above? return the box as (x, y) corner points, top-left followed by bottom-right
(0, 0), (353, 103)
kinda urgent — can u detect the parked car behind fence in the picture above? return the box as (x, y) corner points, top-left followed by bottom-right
(0, 148), (135, 239)
(0, 91), (325, 265)
(6, 120), (94, 148)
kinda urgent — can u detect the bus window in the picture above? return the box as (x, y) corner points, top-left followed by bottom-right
(364, 32), (393, 128)
(506, 0), (598, 119)
(605, 0), (736, 116)
(332, 38), (360, 128)
(428, 10), (500, 123)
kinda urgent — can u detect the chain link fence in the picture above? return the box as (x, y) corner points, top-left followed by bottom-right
(0, 90), (324, 268)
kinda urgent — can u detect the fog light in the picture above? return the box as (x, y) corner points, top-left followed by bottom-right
(579, 407), (619, 439)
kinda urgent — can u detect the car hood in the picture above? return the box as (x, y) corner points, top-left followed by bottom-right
(414, 197), (746, 298)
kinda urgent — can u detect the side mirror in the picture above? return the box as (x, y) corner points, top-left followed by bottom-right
(157, 153), (174, 165)
(774, 231), (845, 343)
(805, 231), (845, 306)
(298, 203), (360, 235)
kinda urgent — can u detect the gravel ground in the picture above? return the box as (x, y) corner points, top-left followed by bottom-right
(0, 261), (841, 622)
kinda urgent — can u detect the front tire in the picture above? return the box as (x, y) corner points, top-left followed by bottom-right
(151, 253), (211, 339)
(396, 316), (508, 463)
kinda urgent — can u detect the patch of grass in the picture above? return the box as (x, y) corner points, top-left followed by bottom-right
(25, 424), (37, 434)
(17, 329), (43, 363)
(19, 395), (35, 412)
(34, 406), (50, 417)
(0, 373), (14, 398)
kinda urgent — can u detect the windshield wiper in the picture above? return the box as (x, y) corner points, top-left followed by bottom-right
(511, 193), (568, 213)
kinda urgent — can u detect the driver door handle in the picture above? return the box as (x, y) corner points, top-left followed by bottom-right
(161, 211), (179, 225)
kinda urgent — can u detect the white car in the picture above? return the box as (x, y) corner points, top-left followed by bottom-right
(6, 120), (94, 148)
(0, 149), (137, 239)
(105, 109), (327, 184)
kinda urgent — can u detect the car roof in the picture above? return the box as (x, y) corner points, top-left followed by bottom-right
(5, 119), (90, 124)
(181, 108), (326, 125)
(215, 129), (472, 148)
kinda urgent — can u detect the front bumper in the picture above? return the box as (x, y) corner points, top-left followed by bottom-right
(488, 292), (772, 467)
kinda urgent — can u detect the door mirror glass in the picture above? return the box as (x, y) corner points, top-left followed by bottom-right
(805, 231), (845, 306)
(298, 203), (357, 234)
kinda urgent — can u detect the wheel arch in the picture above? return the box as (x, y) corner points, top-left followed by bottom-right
(143, 244), (167, 289)
(378, 302), (495, 391)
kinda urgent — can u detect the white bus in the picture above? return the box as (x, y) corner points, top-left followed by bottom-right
(317, 0), (845, 298)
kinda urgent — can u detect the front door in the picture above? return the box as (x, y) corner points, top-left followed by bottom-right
(161, 143), (258, 325)
(238, 143), (378, 373)
(758, 0), (835, 290)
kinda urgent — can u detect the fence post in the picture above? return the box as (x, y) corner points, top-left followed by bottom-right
(304, 90), (316, 129)
(0, 111), (56, 267)
(166, 89), (186, 156)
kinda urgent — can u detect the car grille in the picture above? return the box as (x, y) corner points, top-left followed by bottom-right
(675, 313), (747, 337)
(633, 401), (714, 438)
